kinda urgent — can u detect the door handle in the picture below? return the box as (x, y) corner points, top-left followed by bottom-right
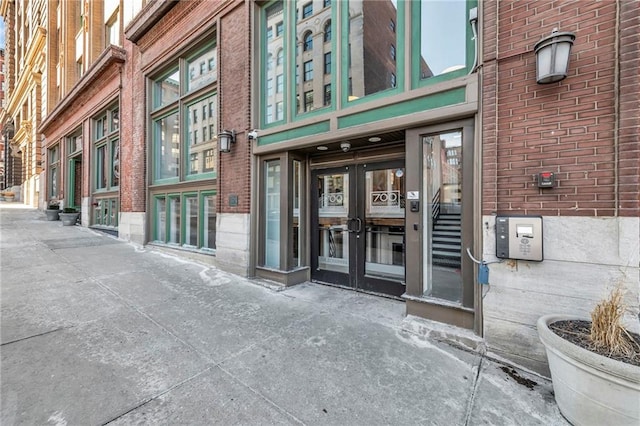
(355, 217), (362, 233)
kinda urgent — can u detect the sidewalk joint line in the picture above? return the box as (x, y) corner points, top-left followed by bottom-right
(463, 355), (485, 426)
(1, 326), (70, 346)
(101, 365), (216, 425)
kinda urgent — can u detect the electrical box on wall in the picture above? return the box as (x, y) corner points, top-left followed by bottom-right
(495, 216), (543, 261)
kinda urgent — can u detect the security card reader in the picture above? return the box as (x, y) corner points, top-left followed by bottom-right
(495, 215), (543, 261)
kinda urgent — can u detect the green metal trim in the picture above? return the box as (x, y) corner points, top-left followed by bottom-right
(338, 87), (465, 129)
(181, 192), (198, 247)
(151, 195), (166, 242)
(257, 120), (331, 146)
(411, 0), (477, 89)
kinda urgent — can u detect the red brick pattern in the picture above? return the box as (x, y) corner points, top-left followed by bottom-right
(125, 0), (251, 215)
(618, 2), (640, 217)
(482, 0), (636, 217)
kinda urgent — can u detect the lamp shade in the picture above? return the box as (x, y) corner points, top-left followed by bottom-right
(218, 130), (235, 153)
(534, 29), (575, 84)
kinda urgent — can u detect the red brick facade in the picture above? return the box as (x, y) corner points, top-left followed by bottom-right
(124, 0), (251, 216)
(482, 0), (638, 217)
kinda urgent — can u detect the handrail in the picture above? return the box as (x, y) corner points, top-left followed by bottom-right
(431, 188), (441, 224)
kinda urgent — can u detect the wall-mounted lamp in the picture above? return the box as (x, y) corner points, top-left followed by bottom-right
(534, 28), (576, 84)
(218, 129), (236, 153)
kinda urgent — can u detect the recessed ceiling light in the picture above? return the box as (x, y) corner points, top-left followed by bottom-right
(317, 146), (328, 151)
(368, 136), (381, 142)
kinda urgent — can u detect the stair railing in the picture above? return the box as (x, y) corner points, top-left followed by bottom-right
(431, 188), (441, 227)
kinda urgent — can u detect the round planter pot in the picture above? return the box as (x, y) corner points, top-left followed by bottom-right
(4, 196), (15, 202)
(45, 209), (60, 221)
(59, 212), (80, 226)
(537, 314), (640, 426)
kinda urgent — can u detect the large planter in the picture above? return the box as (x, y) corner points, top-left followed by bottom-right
(45, 209), (60, 221)
(59, 212), (80, 226)
(537, 314), (640, 426)
(4, 195), (15, 202)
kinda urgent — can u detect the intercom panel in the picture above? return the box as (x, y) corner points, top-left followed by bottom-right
(495, 216), (543, 261)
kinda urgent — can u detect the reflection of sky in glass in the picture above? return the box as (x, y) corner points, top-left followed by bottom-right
(0, 21), (4, 47)
(442, 131), (461, 148)
(421, 0), (466, 75)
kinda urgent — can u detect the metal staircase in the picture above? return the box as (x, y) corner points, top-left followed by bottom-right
(432, 212), (461, 268)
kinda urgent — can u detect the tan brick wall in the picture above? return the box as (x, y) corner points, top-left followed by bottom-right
(482, 0), (632, 217)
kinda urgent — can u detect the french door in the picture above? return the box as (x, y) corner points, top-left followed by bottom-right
(311, 160), (406, 297)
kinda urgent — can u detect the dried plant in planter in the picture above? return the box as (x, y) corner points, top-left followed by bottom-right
(590, 286), (636, 358)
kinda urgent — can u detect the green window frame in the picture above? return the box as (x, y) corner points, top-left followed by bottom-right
(47, 144), (60, 200)
(92, 105), (120, 192)
(410, 0), (476, 88)
(150, 37), (218, 185)
(152, 190), (217, 251)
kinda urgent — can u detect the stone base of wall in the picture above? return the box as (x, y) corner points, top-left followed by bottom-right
(482, 216), (640, 376)
(214, 213), (250, 277)
(118, 212), (146, 246)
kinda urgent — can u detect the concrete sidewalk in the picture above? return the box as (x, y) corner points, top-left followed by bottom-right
(0, 204), (568, 425)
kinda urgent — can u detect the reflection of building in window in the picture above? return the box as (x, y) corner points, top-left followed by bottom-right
(348, 0), (399, 99)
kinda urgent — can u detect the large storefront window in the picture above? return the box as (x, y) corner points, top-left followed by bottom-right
(149, 36), (218, 252)
(152, 191), (216, 250)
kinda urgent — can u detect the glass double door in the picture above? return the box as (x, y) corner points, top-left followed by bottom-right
(311, 161), (406, 297)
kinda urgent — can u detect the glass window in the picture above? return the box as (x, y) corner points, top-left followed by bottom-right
(324, 21), (331, 42)
(48, 145), (60, 199)
(169, 196), (181, 244)
(419, 0), (466, 78)
(323, 84), (331, 106)
(304, 91), (313, 112)
(276, 74), (284, 93)
(202, 193), (216, 249)
(188, 44), (217, 92)
(154, 112), (180, 180)
(303, 60), (313, 81)
(185, 195), (198, 247)
(96, 144), (107, 189)
(92, 105), (119, 192)
(186, 94), (217, 176)
(390, 44), (396, 61)
(276, 21), (284, 37)
(302, 2), (313, 18)
(423, 130), (463, 302)
(292, 160), (301, 267)
(303, 32), (313, 51)
(264, 1), (284, 125)
(153, 69), (180, 109)
(347, 0), (398, 101)
(105, 11), (120, 46)
(155, 197), (167, 241)
(264, 160), (281, 268)
(324, 52), (331, 75)
(324, 0), (331, 8)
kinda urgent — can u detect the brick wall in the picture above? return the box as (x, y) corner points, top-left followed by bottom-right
(618, 2), (640, 217)
(482, 0), (631, 217)
(129, 0), (251, 215)
(219, 3), (251, 214)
